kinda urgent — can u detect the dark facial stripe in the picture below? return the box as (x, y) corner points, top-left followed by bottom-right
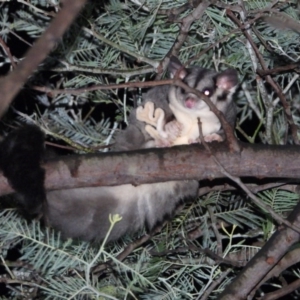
(217, 91), (229, 101)
(192, 69), (209, 89)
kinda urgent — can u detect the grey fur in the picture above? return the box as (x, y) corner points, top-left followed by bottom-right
(47, 181), (198, 241)
(46, 58), (238, 242)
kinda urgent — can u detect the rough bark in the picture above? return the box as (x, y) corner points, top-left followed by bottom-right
(218, 202), (300, 300)
(0, 141), (299, 195)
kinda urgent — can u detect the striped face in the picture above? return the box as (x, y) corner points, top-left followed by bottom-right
(168, 57), (239, 115)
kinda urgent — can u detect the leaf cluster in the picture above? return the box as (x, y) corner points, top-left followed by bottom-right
(0, 0), (300, 299)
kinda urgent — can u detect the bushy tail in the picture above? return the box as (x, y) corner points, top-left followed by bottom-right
(0, 125), (46, 214)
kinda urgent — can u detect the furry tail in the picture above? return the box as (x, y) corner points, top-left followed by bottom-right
(0, 125), (46, 214)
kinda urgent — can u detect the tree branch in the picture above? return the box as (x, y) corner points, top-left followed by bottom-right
(218, 201), (300, 300)
(249, 248), (300, 298)
(0, 0), (88, 118)
(1, 142), (300, 195)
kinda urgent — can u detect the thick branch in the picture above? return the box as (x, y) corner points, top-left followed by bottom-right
(218, 201), (300, 300)
(0, 142), (300, 195)
(249, 248), (300, 298)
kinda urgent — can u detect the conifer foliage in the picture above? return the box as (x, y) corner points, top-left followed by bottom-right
(0, 1), (300, 299)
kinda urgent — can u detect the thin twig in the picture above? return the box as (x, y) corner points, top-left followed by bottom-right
(32, 79), (173, 96)
(0, 37), (16, 69)
(208, 205), (223, 256)
(258, 278), (300, 300)
(198, 269), (232, 300)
